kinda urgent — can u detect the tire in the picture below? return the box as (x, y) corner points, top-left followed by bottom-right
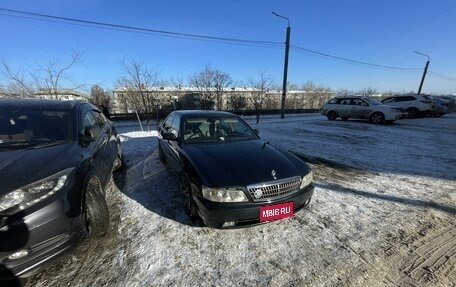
(180, 174), (198, 218)
(407, 107), (419, 118)
(84, 177), (109, 238)
(327, 111), (337, 120)
(369, 112), (384, 124)
(341, 117), (349, 121)
(158, 144), (166, 164)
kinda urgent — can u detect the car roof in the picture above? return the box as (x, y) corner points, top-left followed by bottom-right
(172, 110), (236, 117)
(0, 98), (89, 110)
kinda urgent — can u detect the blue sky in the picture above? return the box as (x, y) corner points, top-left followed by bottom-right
(1, 0), (455, 94)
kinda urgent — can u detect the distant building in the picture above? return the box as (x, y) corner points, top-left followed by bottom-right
(112, 86), (333, 113)
(0, 89), (89, 101)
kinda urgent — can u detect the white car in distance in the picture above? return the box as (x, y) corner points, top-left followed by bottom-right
(321, 96), (407, 124)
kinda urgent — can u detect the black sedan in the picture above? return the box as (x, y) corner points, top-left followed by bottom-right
(0, 99), (123, 278)
(157, 110), (314, 228)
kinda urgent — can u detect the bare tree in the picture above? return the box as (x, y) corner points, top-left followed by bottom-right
(90, 85), (111, 108)
(189, 65), (232, 110)
(189, 65), (215, 110)
(227, 92), (247, 111)
(358, 87), (378, 96)
(213, 69), (232, 110)
(1, 50), (83, 98)
(116, 59), (161, 130)
(250, 71), (274, 124)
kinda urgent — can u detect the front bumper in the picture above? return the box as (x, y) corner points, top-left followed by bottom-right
(194, 184), (314, 228)
(0, 195), (84, 278)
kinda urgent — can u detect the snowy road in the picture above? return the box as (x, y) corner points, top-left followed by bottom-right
(26, 113), (456, 287)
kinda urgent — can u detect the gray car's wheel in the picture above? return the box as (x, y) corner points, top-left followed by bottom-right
(369, 112), (384, 124)
(327, 111), (337, 120)
(180, 174), (198, 218)
(84, 177), (109, 238)
(407, 107), (419, 118)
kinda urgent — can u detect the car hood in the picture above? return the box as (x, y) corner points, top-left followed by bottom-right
(182, 139), (310, 187)
(0, 143), (78, 195)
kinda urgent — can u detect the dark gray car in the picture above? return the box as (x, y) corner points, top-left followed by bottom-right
(0, 99), (123, 278)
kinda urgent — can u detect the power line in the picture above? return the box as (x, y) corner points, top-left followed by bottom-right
(0, 7), (283, 48)
(428, 71), (456, 82)
(2, 7), (454, 82)
(291, 45), (421, 72)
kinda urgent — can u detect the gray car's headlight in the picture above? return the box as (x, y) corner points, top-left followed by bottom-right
(202, 187), (248, 202)
(0, 168), (73, 212)
(300, 171), (313, 189)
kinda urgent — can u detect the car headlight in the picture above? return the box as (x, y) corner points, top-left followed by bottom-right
(202, 187), (248, 202)
(300, 171), (313, 189)
(0, 168), (73, 212)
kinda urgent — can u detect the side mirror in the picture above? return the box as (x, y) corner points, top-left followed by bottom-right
(162, 131), (178, 141)
(80, 125), (99, 146)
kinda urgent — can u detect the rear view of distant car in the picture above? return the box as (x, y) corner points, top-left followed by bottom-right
(320, 96), (406, 124)
(431, 97), (455, 117)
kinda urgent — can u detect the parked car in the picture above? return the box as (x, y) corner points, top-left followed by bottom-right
(381, 94), (436, 118)
(435, 95), (456, 114)
(431, 97), (455, 116)
(157, 110), (314, 228)
(320, 96), (406, 124)
(0, 99), (123, 278)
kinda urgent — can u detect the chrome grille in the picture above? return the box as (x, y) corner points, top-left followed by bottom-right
(247, 176), (301, 202)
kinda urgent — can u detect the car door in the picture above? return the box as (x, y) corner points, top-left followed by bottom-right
(159, 113), (182, 172)
(351, 98), (372, 118)
(337, 98), (352, 117)
(92, 108), (118, 172)
(80, 107), (111, 186)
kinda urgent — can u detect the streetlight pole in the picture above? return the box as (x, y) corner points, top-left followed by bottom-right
(272, 12), (291, 119)
(414, 51), (430, 95)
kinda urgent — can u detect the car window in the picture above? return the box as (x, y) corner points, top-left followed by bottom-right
(0, 107), (71, 148)
(352, 99), (368, 106)
(382, 97), (395, 103)
(82, 110), (101, 140)
(183, 116), (257, 143)
(162, 114), (175, 131)
(339, 99), (351, 105)
(170, 114), (180, 137)
(92, 109), (107, 127)
(328, 99), (338, 104)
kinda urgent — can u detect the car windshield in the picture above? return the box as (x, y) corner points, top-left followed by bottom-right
(183, 116), (257, 143)
(0, 107), (72, 150)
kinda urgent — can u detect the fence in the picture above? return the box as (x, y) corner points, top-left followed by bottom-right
(109, 109), (321, 122)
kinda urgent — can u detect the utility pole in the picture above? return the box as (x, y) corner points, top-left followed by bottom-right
(272, 12), (291, 119)
(414, 51), (430, 95)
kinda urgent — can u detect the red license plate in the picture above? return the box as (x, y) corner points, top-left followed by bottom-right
(260, 202), (294, 222)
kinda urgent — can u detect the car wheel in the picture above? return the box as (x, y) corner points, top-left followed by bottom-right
(407, 107), (419, 118)
(158, 144), (166, 164)
(369, 112), (384, 124)
(84, 177), (109, 238)
(341, 117), (349, 121)
(180, 174), (198, 218)
(327, 111), (337, 120)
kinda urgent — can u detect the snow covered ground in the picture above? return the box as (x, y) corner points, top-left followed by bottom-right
(26, 113), (455, 287)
